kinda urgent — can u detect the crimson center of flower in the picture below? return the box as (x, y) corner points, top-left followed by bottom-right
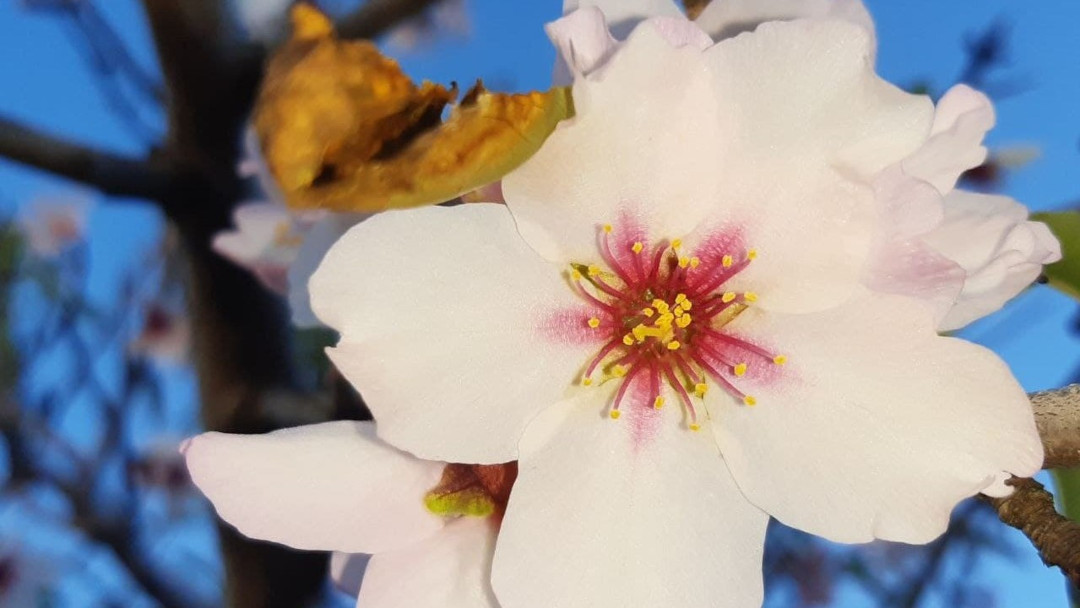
(570, 223), (786, 430)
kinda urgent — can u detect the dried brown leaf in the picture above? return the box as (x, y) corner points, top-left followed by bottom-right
(254, 5), (571, 212)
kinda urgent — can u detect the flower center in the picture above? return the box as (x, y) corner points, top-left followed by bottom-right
(423, 462), (518, 519)
(570, 223), (786, 430)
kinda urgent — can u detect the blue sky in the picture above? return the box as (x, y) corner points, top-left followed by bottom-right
(0, 0), (1077, 606)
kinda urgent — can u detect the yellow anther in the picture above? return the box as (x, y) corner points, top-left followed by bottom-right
(678, 256), (690, 268)
(587, 264), (602, 276)
(676, 315), (692, 329)
(671, 239), (683, 250)
(652, 299), (670, 313)
(603, 224), (613, 233)
(632, 242), (644, 254)
(694, 383), (708, 397)
(680, 299), (692, 311)
(722, 255), (734, 268)
(773, 355), (788, 365)
(721, 292), (737, 303)
(610, 410), (621, 420)
(653, 396), (665, 409)
(689, 423), (701, 432)
(622, 334), (634, 346)
(582, 377), (593, 386)
(642, 307), (655, 317)
(733, 363), (748, 377)
(667, 341), (681, 351)
(571, 269), (583, 280)
(689, 257), (701, 268)
(743, 292), (758, 302)
(612, 365), (627, 377)
(675, 293), (687, 304)
(587, 317), (601, 329)
(743, 395), (757, 407)
(747, 249), (758, 260)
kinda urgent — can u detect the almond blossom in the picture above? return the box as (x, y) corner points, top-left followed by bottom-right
(184, 421), (505, 608)
(309, 5), (1049, 608)
(216, 133), (369, 327)
(15, 194), (92, 258)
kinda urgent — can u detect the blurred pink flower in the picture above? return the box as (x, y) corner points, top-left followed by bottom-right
(15, 195), (92, 258)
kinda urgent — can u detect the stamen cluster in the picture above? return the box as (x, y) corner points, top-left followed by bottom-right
(571, 224), (785, 430)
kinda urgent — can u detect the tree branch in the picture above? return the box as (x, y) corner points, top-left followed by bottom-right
(1033, 384), (1080, 469)
(982, 478), (1080, 588)
(0, 116), (171, 199)
(336, 0), (443, 40)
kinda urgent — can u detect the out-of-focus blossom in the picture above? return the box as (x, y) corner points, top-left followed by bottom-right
(218, 130), (369, 327)
(185, 421), (505, 607)
(15, 195), (92, 258)
(129, 301), (191, 363)
(212, 201), (314, 295)
(130, 438), (192, 493)
(310, 5), (1045, 608)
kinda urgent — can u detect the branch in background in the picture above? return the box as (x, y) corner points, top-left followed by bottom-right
(336, 0), (444, 40)
(1033, 384), (1080, 469)
(0, 116), (171, 200)
(982, 478), (1080, 588)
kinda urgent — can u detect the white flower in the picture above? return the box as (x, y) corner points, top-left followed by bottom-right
(310, 7), (1045, 608)
(15, 195), (92, 258)
(184, 421), (502, 608)
(558, 1), (1061, 332)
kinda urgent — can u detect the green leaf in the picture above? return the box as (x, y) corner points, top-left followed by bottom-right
(1034, 211), (1080, 301)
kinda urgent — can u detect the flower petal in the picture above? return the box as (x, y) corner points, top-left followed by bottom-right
(357, 517), (499, 608)
(288, 213), (369, 328)
(863, 165), (964, 323)
(548, 7), (618, 86)
(903, 85), (995, 196)
(923, 191), (1062, 330)
(563, 0), (683, 38)
(492, 397), (768, 608)
(184, 421), (445, 553)
(710, 290), (1043, 543)
(506, 23), (727, 267)
(693, 19), (933, 312)
(331, 552), (370, 596)
(310, 204), (597, 464)
(695, 0), (874, 44)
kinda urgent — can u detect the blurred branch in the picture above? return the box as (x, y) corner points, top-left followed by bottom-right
(0, 116), (172, 199)
(337, 0), (444, 39)
(1034, 384), (1080, 469)
(982, 478), (1080, 588)
(1, 416), (192, 608)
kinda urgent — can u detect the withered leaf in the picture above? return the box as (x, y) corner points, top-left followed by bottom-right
(255, 5), (572, 212)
